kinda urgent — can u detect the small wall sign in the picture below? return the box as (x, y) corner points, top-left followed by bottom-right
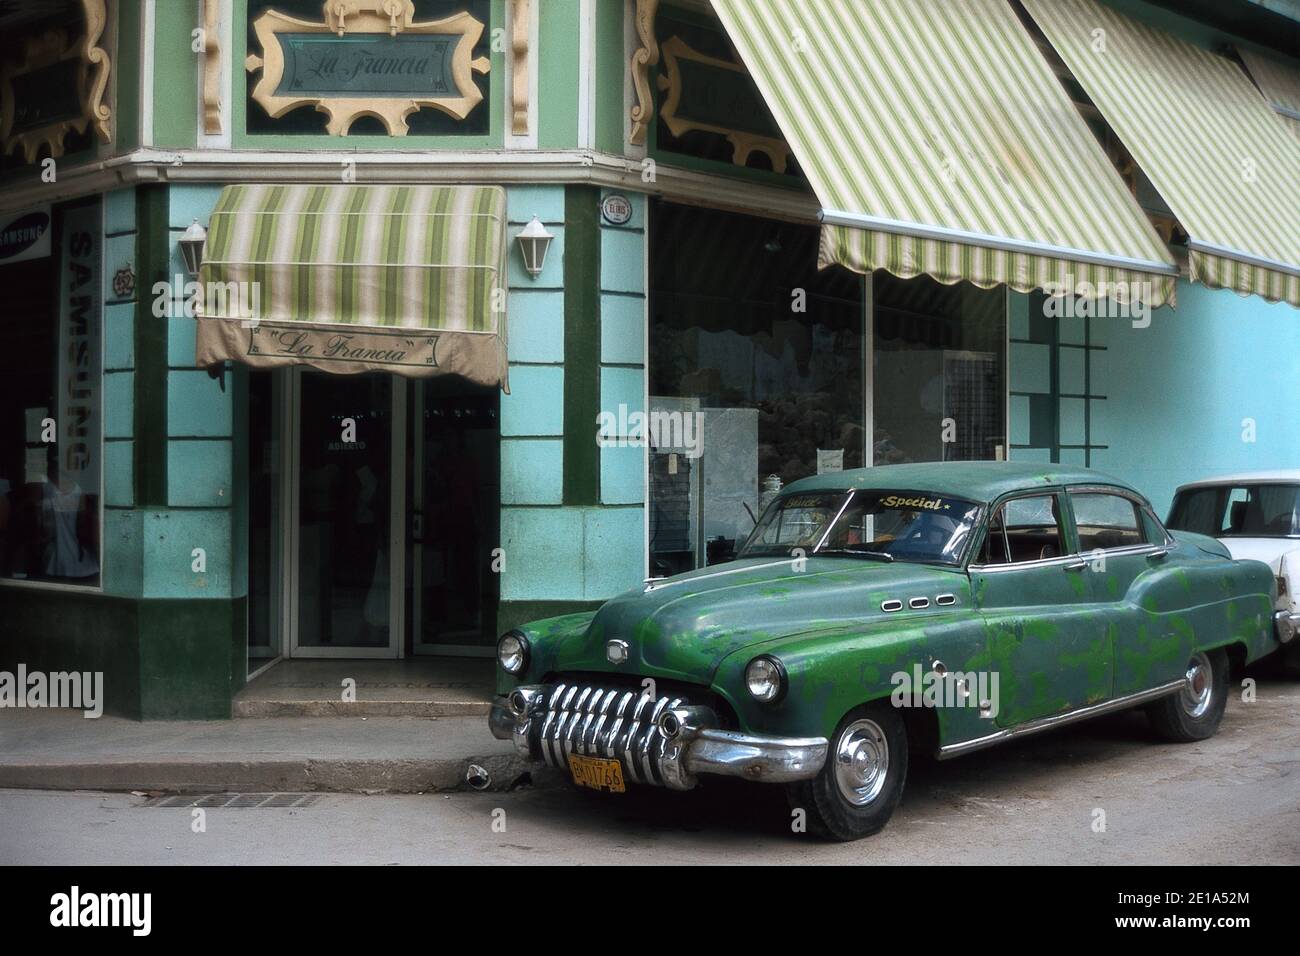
(601, 193), (634, 226)
(0, 205), (52, 264)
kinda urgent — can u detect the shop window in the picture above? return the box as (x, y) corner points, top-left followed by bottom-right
(0, 202), (102, 587)
(245, 0), (492, 137)
(873, 272), (1006, 465)
(648, 202), (865, 574)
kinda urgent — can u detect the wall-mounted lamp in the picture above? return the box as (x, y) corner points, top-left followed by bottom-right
(516, 216), (554, 278)
(179, 219), (208, 279)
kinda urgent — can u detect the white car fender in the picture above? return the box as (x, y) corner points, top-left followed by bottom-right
(1278, 548), (1300, 614)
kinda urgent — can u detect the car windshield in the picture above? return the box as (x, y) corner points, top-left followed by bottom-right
(739, 490), (982, 565)
(1168, 483), (1300, 538)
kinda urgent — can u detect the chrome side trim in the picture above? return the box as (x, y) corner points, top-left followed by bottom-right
(937, 680), (1186, 760)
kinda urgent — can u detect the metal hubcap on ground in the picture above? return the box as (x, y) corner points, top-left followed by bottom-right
(1181, 652), (1213, 719)
(834, 718), (890, 806)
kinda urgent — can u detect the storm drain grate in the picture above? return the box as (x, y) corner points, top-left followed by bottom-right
(141, 793), (323, 809)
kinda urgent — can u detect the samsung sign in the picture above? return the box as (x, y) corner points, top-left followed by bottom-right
(0, 206), (52, 264)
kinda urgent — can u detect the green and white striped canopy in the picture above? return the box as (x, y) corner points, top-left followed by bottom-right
(709, 0), (1179, 308)
(1024, 0), (1300, 308)
(1237, 46), (1300, 140)
(196, 183), (509, 387)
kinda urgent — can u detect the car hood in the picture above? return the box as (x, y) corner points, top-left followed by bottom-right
(542, 556), (965, 683)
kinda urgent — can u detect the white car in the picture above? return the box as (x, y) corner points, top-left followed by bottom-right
(1167, 471), (1300, 674)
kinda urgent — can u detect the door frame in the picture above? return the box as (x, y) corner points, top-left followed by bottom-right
(280, 367), (406, 659)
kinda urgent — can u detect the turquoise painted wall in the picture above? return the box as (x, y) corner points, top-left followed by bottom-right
(498, 185), (648, 605)
(1010, 282), (1300, 515)
(1090, 283), (1300, 514)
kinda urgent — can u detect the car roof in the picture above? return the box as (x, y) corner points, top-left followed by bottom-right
(780, 461), (1138, 506)
(1173, 470), (1300, 492)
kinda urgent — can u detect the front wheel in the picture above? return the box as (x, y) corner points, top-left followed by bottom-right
(1145, 648), (1229, 742)
(785, 702), (907, 841)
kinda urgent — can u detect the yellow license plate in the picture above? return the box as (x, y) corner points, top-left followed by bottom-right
(567, 754), (626, 793)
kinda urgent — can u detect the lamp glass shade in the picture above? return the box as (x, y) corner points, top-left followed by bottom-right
(516, 216), (553, 278)
(179, 219), (208, 278)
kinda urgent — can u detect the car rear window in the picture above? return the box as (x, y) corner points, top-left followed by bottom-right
(1168, 484), (1300, 538)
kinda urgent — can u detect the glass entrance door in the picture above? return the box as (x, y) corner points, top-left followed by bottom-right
(289, 370), (403, 657)
(408, 378), (500, 653)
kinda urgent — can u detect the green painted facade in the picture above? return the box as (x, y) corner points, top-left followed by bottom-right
(0, 0), (1294, 722)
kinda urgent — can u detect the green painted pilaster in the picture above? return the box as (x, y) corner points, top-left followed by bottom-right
(114, 0), (143, 152)
(562, 185), (601, 505)
(151, 0), (198, 148)
(594, 0), (627, 154)
(134, 185), (168, 506)
(538, 0), (581, 149)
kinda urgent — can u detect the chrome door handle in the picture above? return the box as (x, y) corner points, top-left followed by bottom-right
(1147, 548), (1170, 560)
(1064, 558), (1088, 571)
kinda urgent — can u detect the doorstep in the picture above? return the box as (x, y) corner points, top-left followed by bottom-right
(0, 708), (559, 794)
(233, 658), (496, 718)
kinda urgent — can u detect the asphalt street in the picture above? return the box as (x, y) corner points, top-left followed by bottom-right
(3, 674), (1297, 865)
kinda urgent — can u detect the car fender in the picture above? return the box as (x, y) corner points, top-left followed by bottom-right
(711, 606), (994, 745)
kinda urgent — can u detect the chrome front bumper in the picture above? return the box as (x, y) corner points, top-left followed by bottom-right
(489, 683), (828, 791)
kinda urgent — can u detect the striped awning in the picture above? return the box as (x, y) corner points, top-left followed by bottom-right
(196, 184), (509, 388)
(1024, 0), (1300, 308)
(1237, 47), (1300, 139)
(708, 0), (1179, 308)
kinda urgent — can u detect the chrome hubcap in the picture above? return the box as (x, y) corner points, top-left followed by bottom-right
(834, 718), (890, 806)
(1180, 652), (1213, 719)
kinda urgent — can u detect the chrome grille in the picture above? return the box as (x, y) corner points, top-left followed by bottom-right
(531, 682), (685, 787)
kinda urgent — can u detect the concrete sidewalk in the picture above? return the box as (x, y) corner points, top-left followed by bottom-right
(0, 709), (556, 794)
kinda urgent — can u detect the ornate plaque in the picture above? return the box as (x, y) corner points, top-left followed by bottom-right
(245, 0), (491, 136)
(656, 34), (792, 172)
(0, 0), (112, 163)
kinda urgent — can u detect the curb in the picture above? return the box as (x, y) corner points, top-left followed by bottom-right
(0, 754), (568, 795)
(231, 700), (492, 718)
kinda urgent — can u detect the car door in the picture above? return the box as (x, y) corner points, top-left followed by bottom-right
(968, 491), (1112, 727)
(1067, 486), (1186, 696)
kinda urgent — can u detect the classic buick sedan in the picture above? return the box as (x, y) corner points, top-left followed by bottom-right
(489, 463), (1284, 840)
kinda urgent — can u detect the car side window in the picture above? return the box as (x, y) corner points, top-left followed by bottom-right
(980, 495), (1066, 565)
(1073, 492), (1143, 551)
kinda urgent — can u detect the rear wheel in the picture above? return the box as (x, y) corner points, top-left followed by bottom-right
(1145, 648), (1229, 742)
(786, 702), (907, 841)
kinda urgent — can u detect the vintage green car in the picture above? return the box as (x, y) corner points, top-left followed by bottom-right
(489, 463), (1285, 840)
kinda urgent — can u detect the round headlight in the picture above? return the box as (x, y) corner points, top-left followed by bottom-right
(745, 656), (786, 703)
(497, 631), (529, 675)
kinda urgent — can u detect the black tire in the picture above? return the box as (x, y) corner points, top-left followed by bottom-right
(785, 701), (908, 841)
(1145, 648), (1229, 742)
